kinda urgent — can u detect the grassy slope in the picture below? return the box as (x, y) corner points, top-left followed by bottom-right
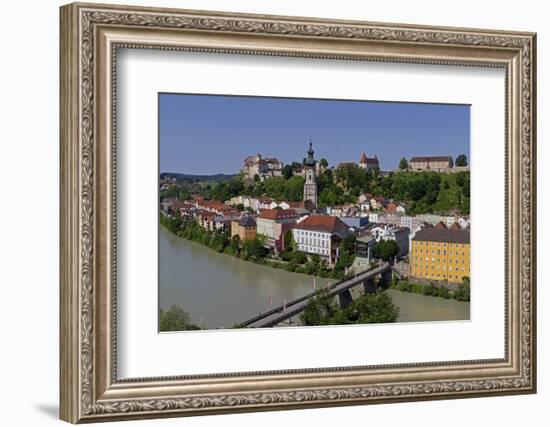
(430, 173), (468, 214)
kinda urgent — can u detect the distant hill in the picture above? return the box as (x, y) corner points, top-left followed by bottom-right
(160, 172), (236, 183)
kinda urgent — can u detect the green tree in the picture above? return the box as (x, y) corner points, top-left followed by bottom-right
(229, 234), (241, 255)
(319, 158), (329, 168)
(243, 238), (268, 259)
(399, 157), (409, 170)
(300, 288), (340, 326)
(372, 240), (400, 261)
(160, 305), (201, 331)
(284, 230), (295, 252)
(300, 289), (400, 326)
(209, 176), (245, 202)
(291, 251), (307, 264)
(462, 175), (470, 197)
(438, 286), (451, 299)
(455, 154), (468, 167)
(178, 189), (190, 201)
(342, 292), (399, 324)
(282, 164), (293, 180)
(160, 184), (185, 201)
(284, 176), (306, 201)
(341, 235), (357, 254)
(456, 172), (466, 187)
(454, 277), (470, 302)
(333, 236), (356, 277)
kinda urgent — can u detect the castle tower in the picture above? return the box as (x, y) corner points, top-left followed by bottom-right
(303, 141), (318, 208)
(359, 152), (367, 169)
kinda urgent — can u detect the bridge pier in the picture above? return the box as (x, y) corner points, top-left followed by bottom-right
(363, 277), (376, 294)
(338, 290), (353, 309)
(380, 269), (392, 288)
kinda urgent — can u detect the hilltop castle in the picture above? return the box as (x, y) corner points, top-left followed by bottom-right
(359, 152), (380, 171)
(242, 153), (283, 181)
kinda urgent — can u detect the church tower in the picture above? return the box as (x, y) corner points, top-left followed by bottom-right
(303, 141), (318, 208)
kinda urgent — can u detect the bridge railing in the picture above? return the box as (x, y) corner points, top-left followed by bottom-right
(237, 275), (352, 327)
(238, 263), (389, 327)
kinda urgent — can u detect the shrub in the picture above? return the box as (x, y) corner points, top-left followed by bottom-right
(454, 277), (470, 302)
(438, 286), (451, 299)
(159, 305), (201, 331)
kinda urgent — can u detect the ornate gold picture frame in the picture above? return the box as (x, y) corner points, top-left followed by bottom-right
(60, 2), (536, 423)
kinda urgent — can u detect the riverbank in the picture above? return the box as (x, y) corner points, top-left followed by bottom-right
(160, 215), (351, 280)
(161, 216), (470, 303)
(390, 278), (470, 302)
(160, 227), (470, 328)
(275, 286), (470, 327)
(159, 226), (331, 328)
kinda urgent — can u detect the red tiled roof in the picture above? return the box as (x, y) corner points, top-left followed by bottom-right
(359, 153), (379, 165)
(258, 209), (299, 220)
(287, 201), (303, 208)
(197, 200), (226, 210)
(175, 202), (195, 210)
(162, 197), (178, 203)
(294, 215), (349, 234)
(198, 210), (216, 218)
(386, 202), (398, 212)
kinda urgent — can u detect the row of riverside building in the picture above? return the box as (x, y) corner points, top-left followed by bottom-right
(161, 193), (470, 285)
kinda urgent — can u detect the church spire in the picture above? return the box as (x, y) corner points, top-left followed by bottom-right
(305, 139), (315, 166)
(303, 139), (317, 208)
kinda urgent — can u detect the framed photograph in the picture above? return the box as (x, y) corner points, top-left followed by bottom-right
(60, 2), (537, 423)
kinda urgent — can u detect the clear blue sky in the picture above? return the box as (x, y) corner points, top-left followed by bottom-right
(159, 93), (470, 174)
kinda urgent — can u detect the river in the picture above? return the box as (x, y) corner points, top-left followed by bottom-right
(159, 227), (470, 329)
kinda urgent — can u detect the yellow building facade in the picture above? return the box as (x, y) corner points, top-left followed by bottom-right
(410, 227), (470, 284)
(231, 216), (257, 241)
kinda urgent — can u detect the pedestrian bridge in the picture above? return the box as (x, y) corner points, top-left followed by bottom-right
(240, 263), (392, 328)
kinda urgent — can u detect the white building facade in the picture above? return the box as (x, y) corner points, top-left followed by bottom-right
(292, 215), (349, 265)
(292, 228), (332, 258)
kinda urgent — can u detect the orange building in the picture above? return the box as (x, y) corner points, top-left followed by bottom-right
(231, 216), (257, 241)
(410, 227), (470, 284)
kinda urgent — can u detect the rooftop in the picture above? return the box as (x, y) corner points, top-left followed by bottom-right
(288, 200), (315, 212)
(412, 227), (470, 244)
(359, 152), (379, 164)
(294, 215), (349, 234)
(357, 234), (376, 243)
(410, 156), (453, 163)
(337, 162), (357, 169)
(238, 216), (257, 228)
(258, 209), (300, 220)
